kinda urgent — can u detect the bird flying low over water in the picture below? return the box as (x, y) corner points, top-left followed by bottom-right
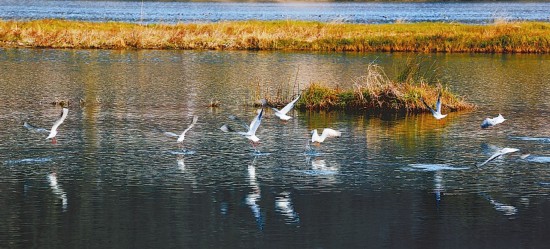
(421, 94), (447, 120)
(481, 114), (505, 128)
(24, 108), (69, 144)
(311, 128), (341, 143)
(164, 115), (199, 143)
(220, 108), (264, 144)
(271, 94), (301, 121)
(478, 147), (520, 167)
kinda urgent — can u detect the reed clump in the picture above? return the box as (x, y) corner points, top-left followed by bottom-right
(296, 64), (474, 113)
(0, 19), (548, 53)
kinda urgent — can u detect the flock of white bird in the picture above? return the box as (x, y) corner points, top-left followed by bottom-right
(422, 94), (523, 166)
(25, 93), (521, 166)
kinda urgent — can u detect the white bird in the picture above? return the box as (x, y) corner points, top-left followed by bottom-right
(271, 94), (300, 121)
(24, 108), (68, 143)
(481, 114), (505, 128)
(478, 147), (520, 167)
(46, 108), (69, 140)
(311, 128), (341, 143)
(220, 109), (264, 144)
(164, 115), (199, 143)
(421, 94), (447, 120)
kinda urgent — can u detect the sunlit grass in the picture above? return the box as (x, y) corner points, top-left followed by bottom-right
(292, 64), (475, 113)
(0, 19), (548, 52)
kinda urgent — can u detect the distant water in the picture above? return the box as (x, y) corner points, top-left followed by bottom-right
(0, 0), (549, 24)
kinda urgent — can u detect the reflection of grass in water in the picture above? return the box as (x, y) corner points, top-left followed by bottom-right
(0, 19), (548, 53)
(296, 64), (475, 113)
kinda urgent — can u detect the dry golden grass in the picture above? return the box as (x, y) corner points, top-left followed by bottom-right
(0, 19), (548, 53)
(294, 64), (475, 113)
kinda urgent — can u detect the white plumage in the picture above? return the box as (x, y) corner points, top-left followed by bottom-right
(272, 94), (300, 121)
(164, 115), (198, 143)
(481, 114), (505, 128)
(421, 94), (447, 120)
(478, 147), (520, 167)
(311, 128), (341, 143)
(46, 108), (69, 140)
(220, 109), (264, 143)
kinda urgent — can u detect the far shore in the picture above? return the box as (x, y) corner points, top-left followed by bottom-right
(0, 19), (549, 53)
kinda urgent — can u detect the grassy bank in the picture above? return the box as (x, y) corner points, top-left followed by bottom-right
(0, 19), (549, 53)
(262, 64), (475, 113)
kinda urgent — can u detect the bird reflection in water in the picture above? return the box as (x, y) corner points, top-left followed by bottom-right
(434, 171), (444, 206)
(245, 156), (264, 230)
(176, 155), (186, 172)
(306, 156), (339, 175)
(47, 172), (67, 212)
(275, 191), (300, 224)
(176, 155), (198, 188)
(482, 194), (518, 216)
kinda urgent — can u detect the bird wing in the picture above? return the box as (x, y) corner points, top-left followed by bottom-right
(311, 129), (319, 143)
(478, 148), (518, 166)
(164, 132), (179, 138)
(501, 148), (519, 154)
(248, 109), (264, 135)
(478, 151), (503, 167)
(23, 122), (49, 133)
(436, 94), (442, 113)
(220, 124), (235, 133)
(50, 108), (69, 132)
(480, 118), (490, 128)
(271, 107), (281, 113)
(421, 98), (437, 116)
(279, 94), (301, 115)
(179, 115), (198, 138)
(495, 114), (505, 124)
(321, 128), (341, 138)
(228, 115), (251, 130)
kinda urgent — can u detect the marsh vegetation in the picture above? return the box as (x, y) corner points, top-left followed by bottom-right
(258, 60), (474, 113)
(1, 19), (548, 53)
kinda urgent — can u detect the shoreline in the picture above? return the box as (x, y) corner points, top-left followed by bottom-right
(0, 19), (548, 53)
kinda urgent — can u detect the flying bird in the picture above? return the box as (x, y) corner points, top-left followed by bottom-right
(164, 115), (199, 145)
(24, 108), (69, 144)
(478, 147), (520, 167)
(421, 94), (447, 120)
(271, 94), (300, 121)
(220, 109), (264, 145)
(311, 128), (341, 143)
(481, 114), (505, 128)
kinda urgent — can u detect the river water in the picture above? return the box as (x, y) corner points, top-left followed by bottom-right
(0, 48), (549, 248)
(1, 0), (549, 24)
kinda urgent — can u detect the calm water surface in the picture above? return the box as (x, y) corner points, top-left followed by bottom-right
(1, 0), (549, 24)
(0, 49), (549, 248)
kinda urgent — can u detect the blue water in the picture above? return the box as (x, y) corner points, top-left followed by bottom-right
(0, 1), (549, 24)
